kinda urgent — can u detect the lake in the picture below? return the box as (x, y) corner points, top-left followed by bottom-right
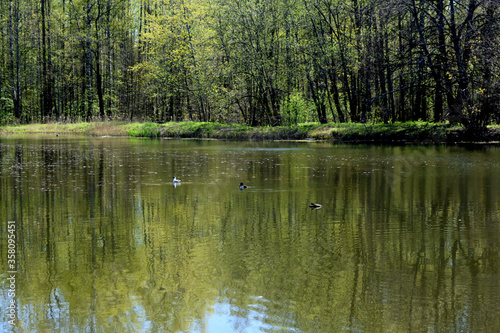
(1, 135), (499, 332)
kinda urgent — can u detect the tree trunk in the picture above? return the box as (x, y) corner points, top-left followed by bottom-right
(41, 0), (54, 119)
(85, 0), (93, 120)
(95, 45), (105, 120)
(9, 0), (21, 119)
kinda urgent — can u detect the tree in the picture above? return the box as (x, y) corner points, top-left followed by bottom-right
(0, 0), (499, 128)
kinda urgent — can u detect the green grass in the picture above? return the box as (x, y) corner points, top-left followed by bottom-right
(1, 120), (497, 143)
(0, 121), (134, 136)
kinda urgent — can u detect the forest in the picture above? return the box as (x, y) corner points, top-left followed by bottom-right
(1, 0), (499, 131)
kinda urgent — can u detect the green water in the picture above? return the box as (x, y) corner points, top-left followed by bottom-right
(1, 135), (499, 332)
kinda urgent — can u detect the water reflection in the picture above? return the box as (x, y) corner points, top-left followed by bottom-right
(0, 135), (499, 332)
(201, 297), (301, 333)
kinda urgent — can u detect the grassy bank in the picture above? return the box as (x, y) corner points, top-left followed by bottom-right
(1, 121), (499, 143)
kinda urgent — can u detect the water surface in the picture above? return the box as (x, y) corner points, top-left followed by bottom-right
(1, 135), (499, 332)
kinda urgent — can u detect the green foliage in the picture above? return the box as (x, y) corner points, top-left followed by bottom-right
(280, 93), (315, 125)
(0, 97), (15, 125)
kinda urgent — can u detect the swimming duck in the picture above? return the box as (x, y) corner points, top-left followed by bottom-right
(309, 203), (322, 209)
(173, 177), (181, 183)
(239, 182), (248, 189)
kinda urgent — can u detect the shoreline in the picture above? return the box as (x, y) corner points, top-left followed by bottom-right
(1, 121), (500, 145)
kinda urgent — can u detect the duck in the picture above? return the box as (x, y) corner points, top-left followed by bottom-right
(173, 177), (181, 183)
(239, 182), (248, 189)
(309, 202), (322, 209)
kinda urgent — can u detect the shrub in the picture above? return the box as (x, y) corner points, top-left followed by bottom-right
(0, 97), (15, 125)
(280, 93), (315, 125)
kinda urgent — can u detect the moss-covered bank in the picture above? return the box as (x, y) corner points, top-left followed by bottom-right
(1, 121), (499, 143)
